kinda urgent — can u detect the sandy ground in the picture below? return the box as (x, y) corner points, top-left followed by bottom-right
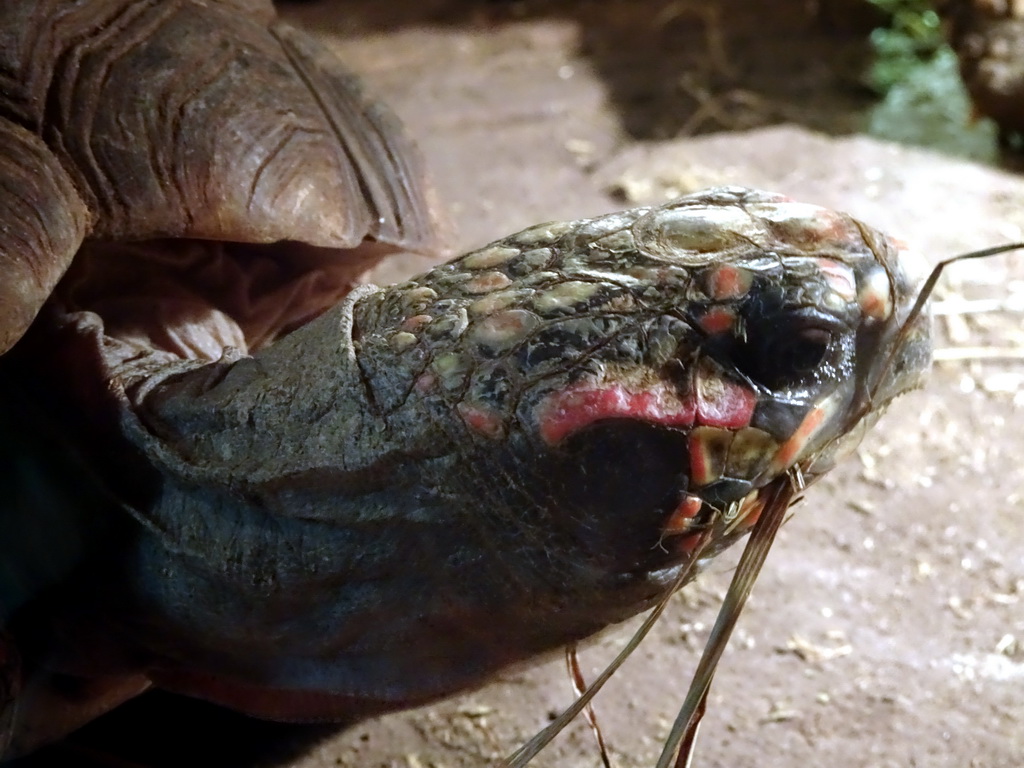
(20, 1), (1024, 766)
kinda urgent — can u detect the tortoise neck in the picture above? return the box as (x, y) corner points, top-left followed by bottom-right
(118, 286), (386, 490)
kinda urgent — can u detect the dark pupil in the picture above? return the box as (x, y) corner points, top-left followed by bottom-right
(733, 326), (832, 390)
(787, 328), (832, 373)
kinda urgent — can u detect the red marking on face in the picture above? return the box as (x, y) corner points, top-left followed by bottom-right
(664, 494), (703, 535)
(673, 533), (704, 555)
(699, 307), (735, 334)
(773, 406), (826, 469)
(536, 383), (696, 445)
(756, 203), (855, 248)
(401, 314), (433, 333)
(815, 258), (857, 301)
(457, 402), (506, 440)
(688, 432), (714, 486)
(736, 494), (766, 531)
(695, 371), (756, 429)
(859, 291), (886, 318)
(707, 265), (750, 299)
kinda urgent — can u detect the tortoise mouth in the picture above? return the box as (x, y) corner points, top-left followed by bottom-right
(53, 237), (394, 369)
(549, 418), (778, 574)
(534, 376), (758, 447)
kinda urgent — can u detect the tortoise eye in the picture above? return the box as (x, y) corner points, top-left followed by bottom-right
(731, 318), (841, 392)
(785, 327), (833, 374)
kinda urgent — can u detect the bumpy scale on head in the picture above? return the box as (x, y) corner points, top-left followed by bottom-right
(354, 186), (931, 575)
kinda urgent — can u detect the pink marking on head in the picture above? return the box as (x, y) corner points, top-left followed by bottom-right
(664, 494), (703, 535)
(457, 402), (506, 440)
(401, 314), (433, 333)
(536, 382), (696, 445)
(772, 406), (826, 470)
(699, 307), (736, 334)
(754, 202), (858, 248)
(707, 265), (751, 299)
(688, 433), (715, 486)
(858, 265), (893, 321)
(695, 372), (756, 429)
(414, 372), (437, 393)
(734, 493), (766, 531)
(815, 258), (857, 301)
(859, 290), (888, 319)
(673, 533), (703, 555)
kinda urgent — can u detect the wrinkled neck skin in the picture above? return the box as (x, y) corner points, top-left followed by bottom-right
(111, 285), (665, 716)
(121, 286), (393, 498)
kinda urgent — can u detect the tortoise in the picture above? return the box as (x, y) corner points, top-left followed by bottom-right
(0, 0), (932, 761)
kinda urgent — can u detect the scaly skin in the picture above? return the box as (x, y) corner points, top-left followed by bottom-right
(0, 188), (930, 757)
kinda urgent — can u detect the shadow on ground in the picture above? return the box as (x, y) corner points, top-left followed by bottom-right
(12, 692), (336, 768)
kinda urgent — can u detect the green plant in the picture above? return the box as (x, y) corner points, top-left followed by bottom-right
(867, 0), (947, 92)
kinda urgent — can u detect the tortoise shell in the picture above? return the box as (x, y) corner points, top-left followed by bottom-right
(0, 0), (442, 355)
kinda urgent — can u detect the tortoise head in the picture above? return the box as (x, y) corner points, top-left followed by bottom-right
(115, 187), (930, 715)
(353, 186), (930, 602)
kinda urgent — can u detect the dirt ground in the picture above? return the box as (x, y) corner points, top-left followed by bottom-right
(23, 1), (1024, 766)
